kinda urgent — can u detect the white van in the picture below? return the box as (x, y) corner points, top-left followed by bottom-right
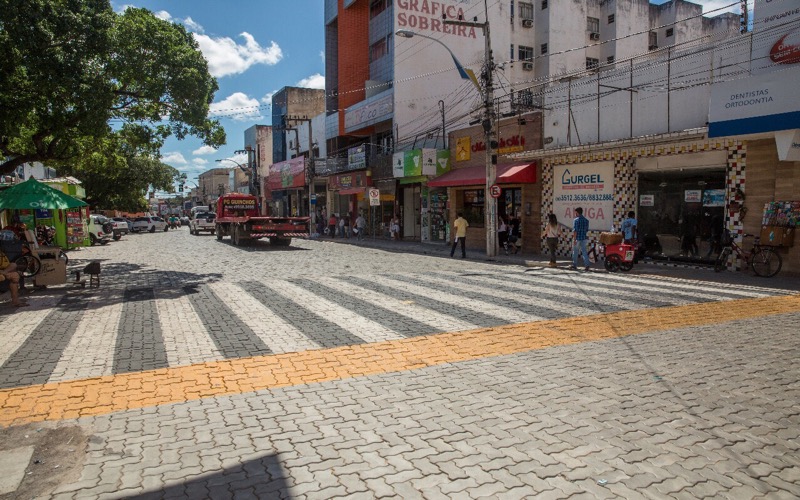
(191, 206), (211, 218)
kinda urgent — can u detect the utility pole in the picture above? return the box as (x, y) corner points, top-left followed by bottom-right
(445, 0), (497, 257)
(285, 115), (315, 228)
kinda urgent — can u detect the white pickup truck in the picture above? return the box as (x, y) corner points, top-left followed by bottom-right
(189, 211), (216, 235)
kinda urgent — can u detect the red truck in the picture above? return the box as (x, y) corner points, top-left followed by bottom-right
(214, 193), (309, 246)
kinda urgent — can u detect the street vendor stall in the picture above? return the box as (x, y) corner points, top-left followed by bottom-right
(0, 178), (88, 286)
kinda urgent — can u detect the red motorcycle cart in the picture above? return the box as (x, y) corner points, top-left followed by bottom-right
(598, 232), (636, 272)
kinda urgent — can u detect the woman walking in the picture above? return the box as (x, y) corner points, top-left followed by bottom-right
(543, 213), (560, 267)
(498, 216), (509, 254)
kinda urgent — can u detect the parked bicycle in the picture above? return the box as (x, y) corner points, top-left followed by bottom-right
(714, 230), (782, 277)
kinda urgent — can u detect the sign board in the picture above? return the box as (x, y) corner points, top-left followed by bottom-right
(702, 189), (726, 207)
(684, 190), (702, 203)
(775, 129), (800, 161)
(488, 184), (502, 198)
(639, 195), (654, 207)
(222, 197), (257, 211)
(553, 162), (614, 231)
(368, 188), (380, 206)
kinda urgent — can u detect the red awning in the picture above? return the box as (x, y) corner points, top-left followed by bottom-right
(427, 162), (536, 187)
(338, 187), (365, 195)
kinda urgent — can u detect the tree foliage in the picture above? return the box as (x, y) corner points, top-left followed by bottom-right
(0, 0), (225, 178)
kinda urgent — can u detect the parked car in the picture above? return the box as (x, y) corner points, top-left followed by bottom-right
(88, 215), (113, 246)
(131, 216), (168, 233)
(189, 211), (216, 235)
(109, 217), (130, 240)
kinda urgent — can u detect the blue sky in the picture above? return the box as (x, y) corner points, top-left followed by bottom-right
(113, 0), (739, 191)
(113, 1), (326, 188)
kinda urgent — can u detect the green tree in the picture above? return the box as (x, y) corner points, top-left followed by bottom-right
(0, 1), (225, 175)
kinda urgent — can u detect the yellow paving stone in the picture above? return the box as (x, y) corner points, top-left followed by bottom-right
(0, 294), (798, 428)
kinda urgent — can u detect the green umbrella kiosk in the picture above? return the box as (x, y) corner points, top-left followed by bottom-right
(0, 178), (88, 286)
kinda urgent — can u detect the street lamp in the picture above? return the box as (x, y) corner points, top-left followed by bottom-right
(396, 7), (498, 257)
(215, 158), (253, 195)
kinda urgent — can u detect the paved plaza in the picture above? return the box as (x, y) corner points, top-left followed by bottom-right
(0, 229), (798, 499)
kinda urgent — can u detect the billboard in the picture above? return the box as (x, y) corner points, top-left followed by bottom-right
(553, 162), (615, 231)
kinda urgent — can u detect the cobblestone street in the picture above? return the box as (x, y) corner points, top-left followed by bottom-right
(0, 228), (798, 499)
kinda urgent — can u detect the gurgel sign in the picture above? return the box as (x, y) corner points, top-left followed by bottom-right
(553, 163), (614, 231)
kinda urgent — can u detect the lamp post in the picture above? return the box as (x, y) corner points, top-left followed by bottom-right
(396, 5), (497, 257)
(215, 158), (252, 194)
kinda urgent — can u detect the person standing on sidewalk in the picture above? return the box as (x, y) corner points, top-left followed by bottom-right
(571, 207), (591, 270)
(328, 213), (337, 238)
(355, 212), (367, 240)
(450, 212), (469, 258)
(498, 216), (509, 254)
(621, 211), (638, 244)
(543, 213), (560, 267)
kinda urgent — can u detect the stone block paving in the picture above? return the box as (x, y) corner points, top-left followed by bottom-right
(33, 310), (798, 499)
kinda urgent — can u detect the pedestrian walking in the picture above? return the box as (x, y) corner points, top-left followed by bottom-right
(343, 215), (351, 239)
(543, 213), (559, 267)
(498, 216), (509, 254)
(571, 207), (591, 270)
(508, 214), (521, 254)
(355, 212), (367, 240)
(328, 214), (337, 238)
(390, 216), (400, 240)
(450, 212), (469, 258)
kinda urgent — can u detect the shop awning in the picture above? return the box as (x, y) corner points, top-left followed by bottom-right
(337, 187), (365, 195)
(427, 162), (536, 187)
(399, 175), (429, 185)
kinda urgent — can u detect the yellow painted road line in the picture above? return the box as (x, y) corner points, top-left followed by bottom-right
(1, 294), (798, 428)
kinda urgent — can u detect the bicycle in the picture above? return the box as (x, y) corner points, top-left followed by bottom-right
(714, 231), (782, 277)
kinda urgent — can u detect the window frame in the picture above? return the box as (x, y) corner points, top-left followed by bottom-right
(608, 14), (615, 24)
(587, 16), (599, 33)
(518, 45), (534, 62)
(519, 1), (534, 20)
(540, 43), (548, 55)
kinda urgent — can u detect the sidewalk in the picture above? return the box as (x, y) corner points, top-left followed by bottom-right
(318, 234), (800, 291)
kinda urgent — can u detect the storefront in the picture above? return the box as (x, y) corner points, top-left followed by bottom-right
(392, 148), (451, 242)
(267, 157), (307, 217)
(328, 170), (371, 221)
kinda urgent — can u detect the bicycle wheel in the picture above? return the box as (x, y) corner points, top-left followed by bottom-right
(750, 247), (782, 277)
(14, 254), (42, 278)
(714, 247), (731, 272)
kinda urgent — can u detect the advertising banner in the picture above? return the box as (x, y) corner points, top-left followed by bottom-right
(775, 129), (800, 161)
(392, 152), (405, 178)
(553, 162), (614, 231)
(348, 145), (366, 170)
(751, 0), (800, 75)
(422, 149), (437, 175)
(268, 157), (306, 191)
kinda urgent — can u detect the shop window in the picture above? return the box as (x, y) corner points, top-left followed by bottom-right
(462, 189), (485, 226)
(503, 188), (522, 220)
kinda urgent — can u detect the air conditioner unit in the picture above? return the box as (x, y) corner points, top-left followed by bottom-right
(522, 62), (534, 71)
(590, 32), (600, 41)
(648, 45), (658, 50)
(522, 19), (533, 28)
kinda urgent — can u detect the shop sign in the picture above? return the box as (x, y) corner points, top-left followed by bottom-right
(329, 171), (370, 190)
(392, 152), (405, 178)
(775, 129), (800, 161)
(639, 195), (654, 207)
(344, 93), (393, 132)
(702, 189), (726, 207)
(222, 197), (257, 211)
(35, 209), (52, 219)
(470, 134), (527, 154)
(553, 162), (614, 231)
(348, 145), (366, 170)
(751, 0), (800, 75)
(268, 157), (306, 191)
(456, 137), (470, 161)
(684, 190), (702, 203)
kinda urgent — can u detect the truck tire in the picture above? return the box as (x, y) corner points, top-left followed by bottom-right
(232, 225), (242, 246)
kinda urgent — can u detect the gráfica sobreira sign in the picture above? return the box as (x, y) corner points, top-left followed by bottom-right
(553, 162), (614, 231)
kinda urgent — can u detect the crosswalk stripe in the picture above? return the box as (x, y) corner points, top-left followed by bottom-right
(207, 282), (321, 355)
(268, 280), (405, 344)
(316, 277), (481, 333)
(156, 291), (223, 367)
(0, 294), (62, 367)
(48, 293), (123, 383)
(423, 271), (604, 317)
(510, 272), (696, 308)
(376, 274), (537, 324)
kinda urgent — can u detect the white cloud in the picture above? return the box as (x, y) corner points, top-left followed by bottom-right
(161, 152), (187, 165)
(261, 90), (278, 105)
(195, 32), (283, 78)
(296, 73), (325, 89)
(153, 10), (172, 21)
(320, 51), (326, 63)
(209, 92), (263, 122)
(183, 16), (204, 34)
(192, 158), (209, 166)
(192, 145), (217, 156)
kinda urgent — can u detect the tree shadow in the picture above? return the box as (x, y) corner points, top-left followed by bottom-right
(120, 452), (293, 499)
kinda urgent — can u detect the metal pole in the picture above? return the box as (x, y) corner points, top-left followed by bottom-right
(307, 119), (315, 231)
(439, 99), (446, 149)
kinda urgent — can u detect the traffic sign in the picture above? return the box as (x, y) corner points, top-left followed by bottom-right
(368, 188), (380, 206)
(489, 184), (502, 198)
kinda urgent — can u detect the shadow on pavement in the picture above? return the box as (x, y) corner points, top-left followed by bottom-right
(122, 452), (292, 499)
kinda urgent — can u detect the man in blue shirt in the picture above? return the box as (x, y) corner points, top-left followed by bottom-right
(621, 211), (638, 244)
(571, 207), (591, 270)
